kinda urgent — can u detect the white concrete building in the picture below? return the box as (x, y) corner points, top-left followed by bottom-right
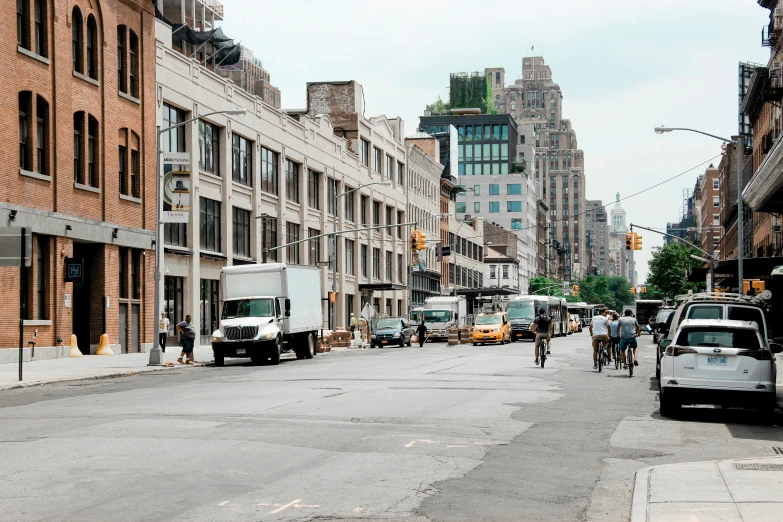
(484, 248), (520, 292)
(155, 19), (409, 345)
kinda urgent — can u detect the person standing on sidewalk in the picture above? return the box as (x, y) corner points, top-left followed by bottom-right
(158, 312), (171, 353)
(176, 315), (197, 364)
(349, 313), (357, 334)
(416, 320), (428, 348)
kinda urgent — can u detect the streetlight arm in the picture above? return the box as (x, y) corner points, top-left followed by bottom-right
(629, 223), (713, 258)
(654, 127), (734, 144)
(335, 180), (391, 199)
(158, 108), (247, 138)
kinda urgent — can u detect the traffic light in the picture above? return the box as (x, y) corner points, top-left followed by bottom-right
(634, 234), (643, 251)
(410, 231), (418, 251)
(630, 287), (636, 294)
(626, 233), (633, 250)
(571, 284), (579, 297)
(642, 285), (647, 294)
(417, 231), (427, 250)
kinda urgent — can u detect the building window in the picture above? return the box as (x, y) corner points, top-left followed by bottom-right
(18, 0), (29, 48)
(713, 179), (719, 190)
(232, 134), (251, 186)
(507, 201), (522, 212)
(130, 148), (140, 198)
(361, 244), (368, 277)
(199, 198), (221, 252)
(34, 96), (49, 174)
(119, 248), (127, 299)
(511, 218), (522, 230)
(456, 202), (466, 213)
(502, 265), (509, 279)
(385, 251), (393, 281)
(308, 228), (320, 266)
(129, 30), (139, 97)
(346, 239), (355, 275)
(19, 91), (31, 171)
(385, 206), (393, 236)
(119, 146), (126, 195)
(264, 217), (278, 262)
(286, 222), (300, 264)
(33, 0), (46, 56)
(360, 139), (369, 166)
(397, 162), (404, 185)
(327, 177), (337, 216)
(35, 236), (48, 319)
(199, 120), (220, 176)
(86, 15), (97, 79)
(361, 195), (369, 226)
(713, 196), (719, 207)
(117, 26), (126, 93)
(713, 214), (720, 226)
(471, 201), (478, 213)
(87, 116), (98, 187)
(307, 170), (320, 210)
(233, 207), (251, 258)
(383, 155), (392, 180)
(164, 276), (184, 329)
(373, 201), (381, 226)
(285, 160), (300, 203)
(489, 201), (500, 213)
(507, 184), (522, 195)
(489, 184), (500, 195)
(200, 279), (220, 336)
(397, 210), (404, 238)
(72, 8), (83, 72)
(131, 250), (140, 300)
(372, 248), (381, 279)
(346, 187), (356, 222)
(373, 147), (382, 173)
(260, 147), (278, 195)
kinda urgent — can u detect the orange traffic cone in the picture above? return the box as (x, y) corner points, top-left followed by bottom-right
(95, 333), (114, 355)
(69, 334), (82, 358)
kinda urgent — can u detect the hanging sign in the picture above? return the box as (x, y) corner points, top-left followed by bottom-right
(162, 169), (191, 223)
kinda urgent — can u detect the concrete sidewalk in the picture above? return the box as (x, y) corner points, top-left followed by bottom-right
(0, 344), (215, 390)
(630, 456), (783, 521)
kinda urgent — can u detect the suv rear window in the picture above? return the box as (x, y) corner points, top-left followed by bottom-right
(676, 327), (760, 349)
(687, 305), (722, 320)
(727, 306), (764, 330)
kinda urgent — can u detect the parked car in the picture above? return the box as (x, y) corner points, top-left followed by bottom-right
(371, 317), (414, 348)
(658, 318), (782, 417)
(472, 312), (511, 345)
(653, 309), (675, 344)
(655, 293), (770, 380)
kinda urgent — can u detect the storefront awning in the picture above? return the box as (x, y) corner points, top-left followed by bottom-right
(358, 283), (406, 292)
(713, 257), (783, 286)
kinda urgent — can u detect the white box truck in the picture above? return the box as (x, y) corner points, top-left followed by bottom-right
(211, 264), (323, 366)
(423, 296), (467, 341)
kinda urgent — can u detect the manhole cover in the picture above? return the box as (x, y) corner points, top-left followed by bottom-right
(733, 463), (783, 471)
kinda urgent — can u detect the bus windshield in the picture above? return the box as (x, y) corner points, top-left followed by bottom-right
(222, 298), (275, 319)
(508, 300), (536, 320)
(424, 310), (450, 323)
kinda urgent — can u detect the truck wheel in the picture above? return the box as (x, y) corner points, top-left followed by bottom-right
(214, 352), (224, 367)
(305, 333), (315, 359)
(250, 352), (264, 365)
(269, 337), (281, 366)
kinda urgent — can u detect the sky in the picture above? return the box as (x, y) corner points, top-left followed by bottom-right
(221, 0), (770, 282)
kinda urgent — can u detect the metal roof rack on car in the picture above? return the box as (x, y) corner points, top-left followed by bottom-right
(674, 291), (772, 306)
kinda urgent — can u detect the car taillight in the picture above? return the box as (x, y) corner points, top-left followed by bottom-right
(666, 346), (697, 356)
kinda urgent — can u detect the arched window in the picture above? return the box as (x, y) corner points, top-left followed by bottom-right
(19, 91), (32, 171)
(73, 112), (84, 183)
(72, 7), (83, 73)
(86, 15), (98, 79)
(130, 131), (140, 197)
(87, 116), (99, 187)
(36, 95), (49, 175)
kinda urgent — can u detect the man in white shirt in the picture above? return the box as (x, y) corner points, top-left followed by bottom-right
(589, 310), (611, 370)
(158, 312), (171, 353)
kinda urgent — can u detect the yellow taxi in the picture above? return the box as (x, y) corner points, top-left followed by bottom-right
(569, 314), (580, 334)
(472, 312), (511, 345)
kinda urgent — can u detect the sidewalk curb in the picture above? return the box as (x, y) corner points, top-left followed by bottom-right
(629, 466), (653, 522)
(0, 362), (208, 391)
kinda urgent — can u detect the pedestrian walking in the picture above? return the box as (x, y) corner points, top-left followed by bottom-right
(349, 313), (357, 334)
(416, 320), (428, 348)
(158, 312), (171, 353)
(176, 315), (197, 364)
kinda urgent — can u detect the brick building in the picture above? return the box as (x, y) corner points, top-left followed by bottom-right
(0, 0), (156, 362)
(697, 166), (722, 257)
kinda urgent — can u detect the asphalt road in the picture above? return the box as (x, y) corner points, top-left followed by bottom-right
(1, 332), (782, 522)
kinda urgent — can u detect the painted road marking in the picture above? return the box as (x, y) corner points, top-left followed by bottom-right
(406, 439), (495, 448)
(256, 499), (320, 514)
(217, 501), (230, 506)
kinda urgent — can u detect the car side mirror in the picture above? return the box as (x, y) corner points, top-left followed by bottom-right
(658, 339), (672, 350)
(770, 343), (783, 354)
(284, 298), (291, 317)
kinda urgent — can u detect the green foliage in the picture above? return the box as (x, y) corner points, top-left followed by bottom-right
(448, 73), (496, 114)
(431, 97), (449, 114)
(485, 74), (497, 115)
(575, 275), (635, 311)
(529, 277), (563, 296)
(647, 242), (703, 299)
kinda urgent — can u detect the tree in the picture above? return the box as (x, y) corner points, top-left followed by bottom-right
(574, 275), (634, 311)
(647, 242), (703, 299)
(430, 96), (448, 114)
(529, 276), (563, 296)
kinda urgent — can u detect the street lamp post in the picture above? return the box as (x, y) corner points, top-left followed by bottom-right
(654, 127), (743, 291)
(331, 181), (391, 330)
(149, 107), (247, 366)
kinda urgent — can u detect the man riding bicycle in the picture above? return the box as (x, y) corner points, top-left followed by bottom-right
(618, 309), (641, 369)
(609, 312), (620, 357)
(590, 309), (611, 370)
(530, 308), (552, 366)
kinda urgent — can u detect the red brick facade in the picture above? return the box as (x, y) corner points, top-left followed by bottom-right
(0, 0), (156, 354)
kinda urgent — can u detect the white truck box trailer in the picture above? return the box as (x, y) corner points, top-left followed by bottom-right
(423, 296), (467, 341)
(212, 263), (323, 366)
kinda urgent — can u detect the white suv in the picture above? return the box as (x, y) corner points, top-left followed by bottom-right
(659, 319), (783, 417)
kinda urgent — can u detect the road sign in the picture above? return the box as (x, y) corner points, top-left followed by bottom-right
(0, 227), (31, 267)
(161, 152), (191, 164)
(64, 258), (84, 282)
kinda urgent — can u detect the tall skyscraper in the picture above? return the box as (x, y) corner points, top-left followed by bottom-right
(486, 57), (586, 280)
(585, 200), (609, 275)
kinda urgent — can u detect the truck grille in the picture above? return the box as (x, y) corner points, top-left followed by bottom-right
(223, 326), (258, 341)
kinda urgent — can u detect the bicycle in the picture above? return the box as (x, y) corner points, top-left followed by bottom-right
(540, 342), (546, 368)
(597, 338), (608, 372)
(613, 339), (621, 370)
(624, 338), (636, 378)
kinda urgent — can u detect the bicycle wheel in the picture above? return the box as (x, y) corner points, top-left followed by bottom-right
(597, 343), (603, 372)
(614, 344), (620, 370)
(628, 348), (633, 377)
(540, 352), (546, 368)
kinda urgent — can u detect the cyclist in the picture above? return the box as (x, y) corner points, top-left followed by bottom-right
(530, 307), (552, 366)
(609, 312), (620, 360)
(618, 309), (641, 369)
(590, 309), (611, 370)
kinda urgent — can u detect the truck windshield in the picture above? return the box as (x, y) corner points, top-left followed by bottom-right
(676, 328), (760, 349)
(476, 315), (502, 325)
(508, 301), (536, 320)
(222, 298), (275, 319)
(376, 319), (402, 330)
(424, 310), (450, 323)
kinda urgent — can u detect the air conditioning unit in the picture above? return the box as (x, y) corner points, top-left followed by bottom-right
(774, 224), (782, 233)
